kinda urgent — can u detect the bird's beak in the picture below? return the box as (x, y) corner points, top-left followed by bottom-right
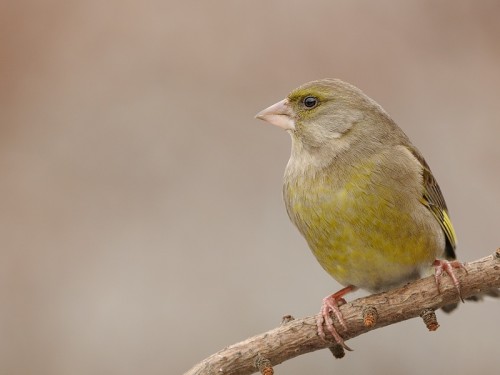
(255, 98), (295, 130)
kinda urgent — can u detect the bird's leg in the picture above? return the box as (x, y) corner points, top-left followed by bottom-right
(317, 285), (357, 350)
(433, 259), (467, 302)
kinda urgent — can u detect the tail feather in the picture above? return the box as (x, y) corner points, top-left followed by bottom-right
(441, 288), (500, 313)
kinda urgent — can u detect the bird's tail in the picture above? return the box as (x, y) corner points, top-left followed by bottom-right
(442, 288), (500, 313)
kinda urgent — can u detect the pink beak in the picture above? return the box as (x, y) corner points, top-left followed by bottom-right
(255, 98), (295, 130)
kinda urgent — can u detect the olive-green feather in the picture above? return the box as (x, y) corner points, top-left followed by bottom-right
(408, 146), (457, 260)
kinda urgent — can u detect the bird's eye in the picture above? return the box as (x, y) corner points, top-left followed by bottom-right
(303, 96), (318, 108)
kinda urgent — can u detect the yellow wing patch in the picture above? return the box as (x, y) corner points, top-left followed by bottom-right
(410, 147), (457, 257)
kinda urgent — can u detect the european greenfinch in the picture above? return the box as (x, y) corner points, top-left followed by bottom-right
(255, 79), (465, 349)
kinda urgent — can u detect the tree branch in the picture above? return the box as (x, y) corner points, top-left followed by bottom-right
(184, 250), (500, 375)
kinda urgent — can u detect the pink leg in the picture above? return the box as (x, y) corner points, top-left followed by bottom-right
(433, 259), (467, 302)
(316, 285), (356, 350)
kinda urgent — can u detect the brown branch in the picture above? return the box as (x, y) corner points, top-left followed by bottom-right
(184, 250), (500, 375)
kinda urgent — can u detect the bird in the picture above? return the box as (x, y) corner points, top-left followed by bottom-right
(255, 78), (466, 350)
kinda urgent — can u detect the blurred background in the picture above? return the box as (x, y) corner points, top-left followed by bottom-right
(1, 1), (499, 374)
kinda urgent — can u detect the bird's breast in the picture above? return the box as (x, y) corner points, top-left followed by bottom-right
(283, 160), (440, 292)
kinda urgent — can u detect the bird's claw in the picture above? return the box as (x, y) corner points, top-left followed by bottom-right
(433, 259), (467, 302)
(316, 294), (352, 351)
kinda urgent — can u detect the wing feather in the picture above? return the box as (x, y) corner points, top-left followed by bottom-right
(408, 147), (457, 259)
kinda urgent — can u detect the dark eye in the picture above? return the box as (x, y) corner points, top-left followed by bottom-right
(303, 96), (318, 108)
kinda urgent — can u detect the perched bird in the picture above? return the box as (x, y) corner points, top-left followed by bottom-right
(255, 79), (465, 349)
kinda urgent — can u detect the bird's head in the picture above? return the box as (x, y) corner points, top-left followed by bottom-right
(257, 78), (389, 145)
(256, 79), (394, 167)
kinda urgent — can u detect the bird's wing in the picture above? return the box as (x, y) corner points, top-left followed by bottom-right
(407, 147), (457, 259)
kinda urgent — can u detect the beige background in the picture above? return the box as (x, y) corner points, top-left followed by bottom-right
(1, 1), (499, 374)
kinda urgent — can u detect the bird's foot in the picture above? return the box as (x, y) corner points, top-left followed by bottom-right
(433, 259), (467, 302)
(316, 285), (355, 351)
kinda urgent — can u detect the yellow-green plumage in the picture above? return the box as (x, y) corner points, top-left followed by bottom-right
(284, 146), (444, 292)
(258, 78), (457, 294)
